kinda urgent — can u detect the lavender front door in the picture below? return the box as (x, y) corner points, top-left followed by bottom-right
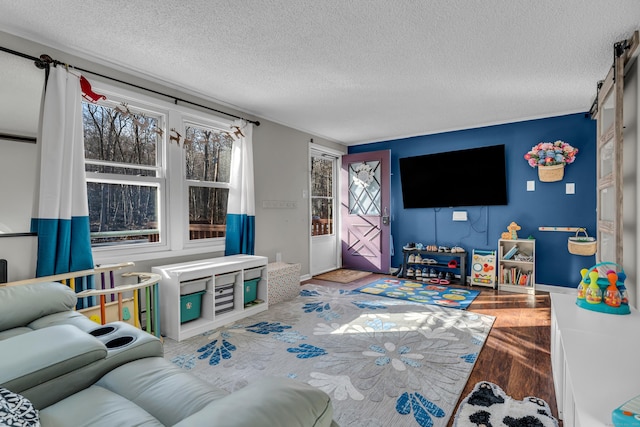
(341, 150), (391, 274)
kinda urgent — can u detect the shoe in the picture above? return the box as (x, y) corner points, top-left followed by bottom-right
(429, 268), (437, 278)
(427, 245), (438, 252)
(403, 243), (416, 250)
(423, 258), (437, 264)
(446, 272), (455, 281)
(451, 246), (465, 253)
(408, 254), (415, 263)
(448, 259), (458, 268)
(414, 253), (422, 263)
(415, 243), (424, 250)
(438, 246), (451, 253)
(438, 271), (445, 279)
(407, 267), (414, 277)
(416, 268), (422, 278)
(422, 268), (429, 281)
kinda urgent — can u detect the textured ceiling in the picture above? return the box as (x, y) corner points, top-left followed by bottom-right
(1, 0), (639, 145)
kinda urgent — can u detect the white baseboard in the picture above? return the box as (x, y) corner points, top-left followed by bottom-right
(300, 274), (312, 282)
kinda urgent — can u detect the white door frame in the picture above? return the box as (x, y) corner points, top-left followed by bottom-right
(309, 142), (343, 276)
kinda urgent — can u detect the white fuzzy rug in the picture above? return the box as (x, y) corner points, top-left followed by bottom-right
(453, 381), (558, 427)
(164, 284), (495, 427)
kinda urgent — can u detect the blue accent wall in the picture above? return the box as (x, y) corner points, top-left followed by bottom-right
(348, 113), (596, 289)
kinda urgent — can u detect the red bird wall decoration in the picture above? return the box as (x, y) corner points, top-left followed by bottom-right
(80, 75), (106, 103)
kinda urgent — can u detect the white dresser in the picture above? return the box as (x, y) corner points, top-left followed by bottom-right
(551, 293), (640, 426)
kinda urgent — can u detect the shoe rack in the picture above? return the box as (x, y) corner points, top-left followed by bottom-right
(399, 248), (467, 286)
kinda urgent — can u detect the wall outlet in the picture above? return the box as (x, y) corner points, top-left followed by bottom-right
(566, 183), (575, 194)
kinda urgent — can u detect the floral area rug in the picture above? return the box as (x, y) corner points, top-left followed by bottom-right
(163, 284), (495, 427)
(453, 381), (558, 427)
(355, 278), (481, 310)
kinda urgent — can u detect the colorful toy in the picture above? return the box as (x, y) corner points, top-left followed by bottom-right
(585, 271), (602, 304)
(500, 222), (521, 240)
(604, 271), (622, 308)
(576, 268), (588, 299)
(576, 262), (630, 315)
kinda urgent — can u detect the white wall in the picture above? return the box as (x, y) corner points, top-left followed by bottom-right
(0, 31), (346, 281)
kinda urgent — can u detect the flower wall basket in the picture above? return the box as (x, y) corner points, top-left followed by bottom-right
(538, 164), (564, 182)
(568, 228), (596, 256)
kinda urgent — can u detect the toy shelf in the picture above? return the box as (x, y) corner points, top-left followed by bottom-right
(497, 239), (535, 294)
(152, 255), (268, 342)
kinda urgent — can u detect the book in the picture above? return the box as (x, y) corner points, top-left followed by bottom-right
(503, 245), (518, 260)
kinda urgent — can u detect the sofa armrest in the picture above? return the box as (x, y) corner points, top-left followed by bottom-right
(0, 324), (107, 393)
(173, 377), (335, 427)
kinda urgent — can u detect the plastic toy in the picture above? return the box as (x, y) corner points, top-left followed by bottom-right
(576, 268), (588, 299)
(500, 222), (521, 240)
(576, 262), (630, 315)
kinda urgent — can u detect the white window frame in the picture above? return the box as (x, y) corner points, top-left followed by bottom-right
(181, 114), (234, 251)
(86, 79), (234, 265)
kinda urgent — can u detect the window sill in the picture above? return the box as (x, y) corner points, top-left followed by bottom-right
(92, 245), (225, 266)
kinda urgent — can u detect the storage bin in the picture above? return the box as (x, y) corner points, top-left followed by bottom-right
(180, 291), (205, 323)
(267, 262), (301, 305)
(215, 299), (234, 315)
(244, 267), (263, 281)
(215, 272), (239, 286)
(180, 277), (209, 295)
(214, 283), (234, 314)
(244, 278), (259, 304)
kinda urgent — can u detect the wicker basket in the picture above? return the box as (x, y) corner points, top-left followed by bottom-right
(538, 164), (565, 182)
(568, 228), (596, 256)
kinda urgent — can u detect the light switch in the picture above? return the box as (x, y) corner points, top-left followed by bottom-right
(452, 211), (467, 221)
(566, 183), (575, 194)
(527, 180), (535, 192)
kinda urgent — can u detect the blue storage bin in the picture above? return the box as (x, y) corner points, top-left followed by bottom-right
(180, 291), (205, 323)
(244, 278), (259, 304)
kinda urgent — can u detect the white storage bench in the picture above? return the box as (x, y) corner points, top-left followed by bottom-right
(267, 262), (301, 305)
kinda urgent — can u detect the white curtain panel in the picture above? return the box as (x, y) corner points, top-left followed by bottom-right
(31, 66), (93, 276)
(224, 120), (255, 255)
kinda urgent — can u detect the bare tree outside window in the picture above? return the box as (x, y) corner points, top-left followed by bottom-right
(184, 124), (233, 240)
(311, 156), (334, 236)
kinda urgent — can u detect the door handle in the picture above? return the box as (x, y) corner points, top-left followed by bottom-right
(382, 207), (390, 225)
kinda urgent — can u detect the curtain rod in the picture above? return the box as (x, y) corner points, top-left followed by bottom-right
(0, 45), (260, 126)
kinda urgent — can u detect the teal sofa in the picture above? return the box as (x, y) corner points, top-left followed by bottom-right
(0, 281), (336, 426)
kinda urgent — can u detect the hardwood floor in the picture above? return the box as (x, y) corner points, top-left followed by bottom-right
(305, 273), (559, 425)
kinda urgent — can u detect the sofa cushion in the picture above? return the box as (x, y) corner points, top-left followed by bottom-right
(0, 282), (76, 331)
(28, 310), (99, 333)
(0, 387), (40, 427)
(39, 385), (163, 427)
(0, 327), (33, 341)
(95, 357), (228, 426)
(174, 377), (334, 427)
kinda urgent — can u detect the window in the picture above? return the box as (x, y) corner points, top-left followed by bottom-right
(310, 154), (335, 236)
(83, 102), (163, 247)
(81, 81), (236, 258)
(183, 122), (233, 241)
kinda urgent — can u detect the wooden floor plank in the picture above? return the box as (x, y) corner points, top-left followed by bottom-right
(305, 273), (560, 425)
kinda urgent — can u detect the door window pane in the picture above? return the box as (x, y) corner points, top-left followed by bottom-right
(311, 155), (334, 236)
(348, 161), (381, 216)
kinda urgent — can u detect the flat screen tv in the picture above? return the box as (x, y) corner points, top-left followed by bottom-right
(399, 144), (508, 208)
